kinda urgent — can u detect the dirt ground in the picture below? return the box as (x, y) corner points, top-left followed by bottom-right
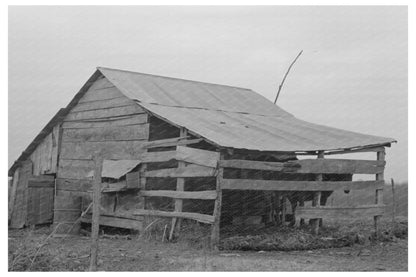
(8, 220), (408, 272)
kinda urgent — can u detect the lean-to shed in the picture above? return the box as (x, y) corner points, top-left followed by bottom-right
(8, 67), (395, 246)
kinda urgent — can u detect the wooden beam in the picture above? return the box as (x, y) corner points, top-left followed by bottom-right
(144, 165), (216, 178)
(176, 146), (220, 168)
(323, 146), (387, 155)
(170, 128), (187, 241)
(311, 151), (324, 234)
(221, 179), (384, 191)
(219, 159), (384, 174)
(143, 137), (203, 148)
(295, 159), (385, 174)
(89, 154), (102, 271)
(81, 214), (143, 230)
(133, 209), (215, 224)
(374, 148), (385, 234)
(219, 159), (299, 172)
(211, 152), (224, 250)
(140, 190), (217, 200)
(295, 205), (385, 219)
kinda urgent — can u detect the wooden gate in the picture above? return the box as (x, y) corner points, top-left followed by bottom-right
(27, 175), (55, 226)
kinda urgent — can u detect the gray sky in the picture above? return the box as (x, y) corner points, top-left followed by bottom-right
(8, 6), (408, 182)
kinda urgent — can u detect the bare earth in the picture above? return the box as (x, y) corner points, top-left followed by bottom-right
(8, 227), (407, 271)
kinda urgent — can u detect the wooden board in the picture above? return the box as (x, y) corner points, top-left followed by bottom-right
(70, 96), (137, 113)
(62, 114), (148, 129)
(126, 171), (140, 189)
(10, 161), (33, 228)
(294, 159), (385, 174)
(295, 205), (385, 219)
(62, 124), (149, 142)
(143, 137), (203, 148)
(144, 165), (216, 178)
(221, 179), (384, 191)
(57, 160), (95, 179)
(140, 190), (217, 200)
(65, 105), (145, 121)
(27, 180), (54, 225)
(81, 214), (143, 230)
(219, 159), (384, 174)
(176, 146), (220, 168)
(56, 178), (94, 192)
(324, 146), (386, 155)
(60, 140), (147, 160)
(30, 124), (60, 176)
(133, 209), (215, 224)
(219, 159), (299, 172)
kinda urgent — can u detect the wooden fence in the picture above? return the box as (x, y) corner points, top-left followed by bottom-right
(79, 137), (386, 249)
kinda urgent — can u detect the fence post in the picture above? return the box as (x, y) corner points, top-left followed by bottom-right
(312, 151), (324, 234)
(211, 151), (224, 250)
(169, 128), (187, 241)
(89, 154), (103, 271)
(374, 148), (385, 236)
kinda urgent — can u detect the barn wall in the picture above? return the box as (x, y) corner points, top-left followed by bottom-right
(29, 124), (60, 176)
(57, 75), (149, 180)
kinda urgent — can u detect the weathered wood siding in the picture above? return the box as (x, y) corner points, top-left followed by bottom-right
(29, 124), (60, 176)
(57, 76), (149, 180)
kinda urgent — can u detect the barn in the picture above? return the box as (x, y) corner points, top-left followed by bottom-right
(8, 67), (395, 248)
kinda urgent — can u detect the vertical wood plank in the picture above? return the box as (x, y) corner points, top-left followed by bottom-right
(312, 151), (324, 234)
(169, 128), (187, 241)
(211, 151), (224, 250)
(374, 148), (385, 235)
(89, 154), (103, 271)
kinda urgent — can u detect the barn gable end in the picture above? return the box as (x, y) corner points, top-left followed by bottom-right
(57, 75), (149, 180)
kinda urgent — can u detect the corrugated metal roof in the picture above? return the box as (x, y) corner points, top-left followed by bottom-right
(98, 67), (396, 152)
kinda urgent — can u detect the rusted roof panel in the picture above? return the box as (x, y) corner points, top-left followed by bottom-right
(99, 67), (395, 152)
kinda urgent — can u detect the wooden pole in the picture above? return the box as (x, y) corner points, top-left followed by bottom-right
(374, 149), (385, 235)
(312, 151), (324, 234)
(274, 50), (303, 103)
(169, 128), (187, 241)
(89, 154), (103, 271)
(211, 151), (224, 250)
(391, 178), (396, 223)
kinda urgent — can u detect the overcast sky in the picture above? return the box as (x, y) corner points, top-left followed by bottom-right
(8, 6), (407, 182)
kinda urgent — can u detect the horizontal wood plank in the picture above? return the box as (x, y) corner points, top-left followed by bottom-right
(57, 160), (95, 179)
(133, 209), (215, 224)
(221, 179), (384, 191)
(60, 141), (147, 160)
(140, 190), (217, 200)
(56, 178), (93, 192)
(143, 137), (203, 148)
(295, 205), (385, 219)
(144, 165), (216, 178)
(70, 96), (138, 113)
(176, 146), (220, 168)
(324, 146), (386, 155)
(81, 214), (143, 230)
(294, 159), (385, 174)
(62, 124), (149, 142)
(65, 105), (145, 121)
(62, 114), (148, 129)
(219, 159), (300, 172)
(219, 159), (384, 174)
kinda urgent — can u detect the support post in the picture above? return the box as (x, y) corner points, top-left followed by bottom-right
(312, 151), (324, 234)
(281, 194), (287, 224)
(211, 151), (224, 250)
(169, 128), (187, 241)
(374, 148), (385, 235)
(299, 196), (305, 226)
(89, 154), (103, 271)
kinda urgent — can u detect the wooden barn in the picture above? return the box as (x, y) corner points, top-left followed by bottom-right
(8, 67), (395, 247)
